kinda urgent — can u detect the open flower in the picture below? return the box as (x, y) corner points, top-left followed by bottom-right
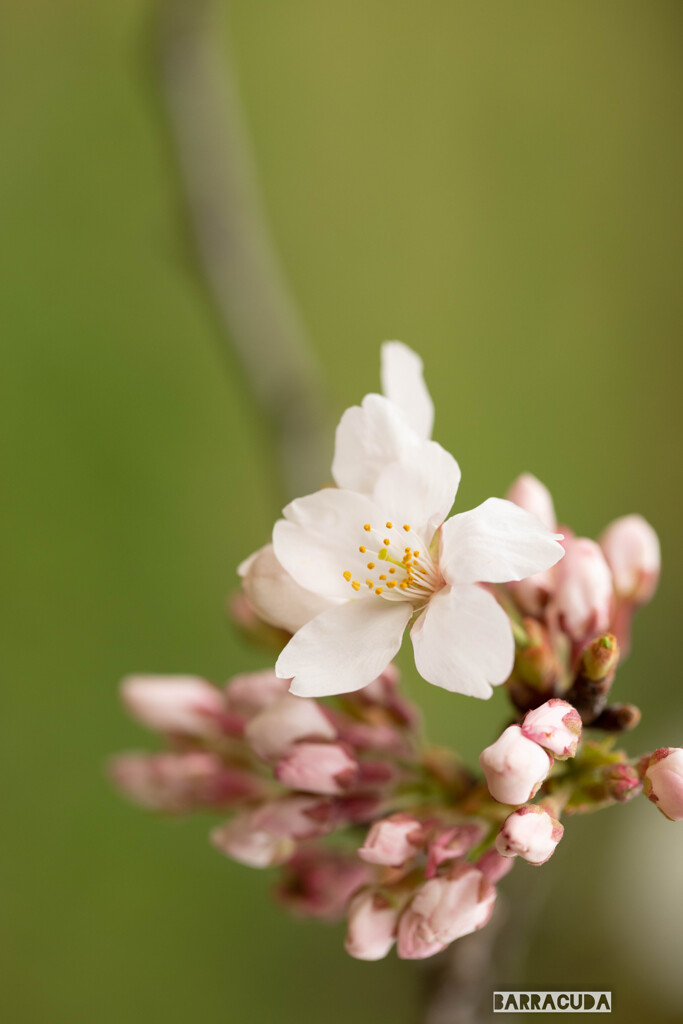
(273, 422), (564, 699)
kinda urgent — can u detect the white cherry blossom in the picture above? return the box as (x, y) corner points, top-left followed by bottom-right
(273, 431), (564, 698)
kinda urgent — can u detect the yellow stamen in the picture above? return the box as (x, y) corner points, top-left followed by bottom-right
(375, 587), (383, 595)
(385, 521), (393, 529)
(351, 581), (361, 591)
(413, 551), (420, 558)
(364, 523), (371, 532)
(343, 570), (352, 581)
(389, 567), (396, 574)
(383, 537), (391, 546)
(403, 524), (410, 532)
(367, 562), (375, 570)
(387, 581), (397, 588)
(366, 578), (374, 587)
(379, 574), (387, 581)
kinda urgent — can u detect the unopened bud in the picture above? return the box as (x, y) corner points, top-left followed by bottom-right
(224, 670), (290, 718)
(275, 847), (371, 920)
(641, 748), (683, 822)
(211, 813), (296, 868)
(495, 805), (564, 865)
(581, 634), (620, 682)
(425, 824), (487, 878)
(358, 814), (424, 867)
(396, 863), (496, 960)
(238, 543), (334, 634)
(599, 514), (660, 606)
(553, 538), (613, 642)
(521, 699), (582, 759)
(109, 751), (260, 814)
(345, 890), (399, 961)
(476, 848), (515, 883)
(567, 635), (619, 725)
(121, 674), (229, 738)
(506, 473), (557, 531)
(513, 620), (561, 693)
(275, 742), (358, 795)
(479, 725), (553, 805)
(245, 695), (336, 762)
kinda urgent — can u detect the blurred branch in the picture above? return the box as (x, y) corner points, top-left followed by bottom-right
(158, 0), (329, 500)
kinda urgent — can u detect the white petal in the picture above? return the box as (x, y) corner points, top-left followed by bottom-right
(238, 544), (337, 633)
(332, 393), (419, 493)
(440, 497), (565, 585)
(273, 488), (381, 599)
(410, 585), (514, 698)
(380, 341), (434, 441)
(372, 442), (460, 544)
(276, 600), (413, 698)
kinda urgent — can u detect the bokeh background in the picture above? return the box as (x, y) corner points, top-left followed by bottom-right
(2, 2), (682, 1022)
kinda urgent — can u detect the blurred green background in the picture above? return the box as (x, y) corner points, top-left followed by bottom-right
(2, 1), (682, 1022)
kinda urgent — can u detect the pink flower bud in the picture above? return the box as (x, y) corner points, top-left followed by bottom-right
(345, 890), (398, 961)
(211, 813), (296, 868)
(553, 537), (614, 642)
(245, 695), (336, 762)
(121, 675), (228, 738)
(506, 473), (557, 531)
(425, 824), (487, 878)
(599, 514), (661, 606)
(109, 751), (260, 813)
(642, 748), (683, 822)
(397, 863), (496, 960)
(476, 848), (515, 883)
(224, 670), (290, 718)
(276, 743), (359, 795)
(505, 476), (558, 617)
(250, 795), (334, 839)
(238, 544), (334, 634)
(522, 699), (582, 759)
(495, 805), (564, 864)
(479, 725), (553, 805)
(358, 814), (424, 867)
(275, 847), (371, 920)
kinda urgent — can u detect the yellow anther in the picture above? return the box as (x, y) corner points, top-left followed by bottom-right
(387, 581), (397, 588)
(359, 545), (366, 553)
(413, 550), (420, 558)
(366, 578), (374, 587)
(389, 567), (396, 574)
(385, 521), (393, 529)
(367, 562), (375, 570)
(383, 537), (391, 546)
(379, 574), (387, 581)
(403, 524), (410, 532)
(364, 523), (371, 532)
(405, 546), (411, 553)
(400, 580), (410, 589)
(375, 587), (384, 595)
(351, 581), (361, 591)
(343, 570), (352, 581)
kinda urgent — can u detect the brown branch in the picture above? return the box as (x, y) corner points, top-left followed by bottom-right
(158, 0), (329, 500)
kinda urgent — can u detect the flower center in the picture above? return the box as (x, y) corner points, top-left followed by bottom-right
(343, 520), (442, 606)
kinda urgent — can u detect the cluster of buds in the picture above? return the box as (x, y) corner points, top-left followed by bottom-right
(111, 343), (680, 965)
